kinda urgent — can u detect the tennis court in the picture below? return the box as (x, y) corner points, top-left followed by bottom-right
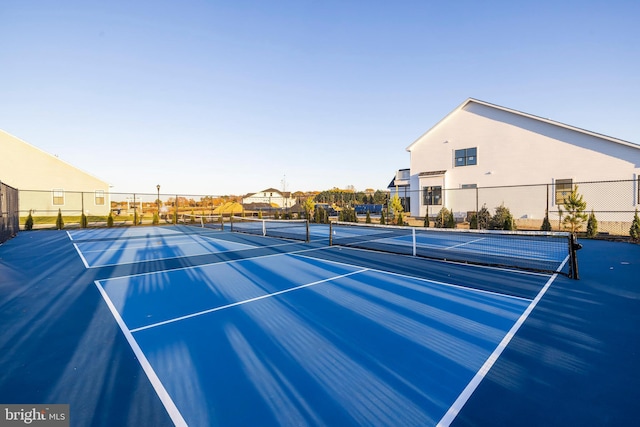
(1, 222), (638, 426)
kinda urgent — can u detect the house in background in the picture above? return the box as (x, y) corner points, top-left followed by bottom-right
(398, 98), (640, 226)
(387, 168), (411, 212)
(242, 188), (297, 209)
(0, 129), (111, 217)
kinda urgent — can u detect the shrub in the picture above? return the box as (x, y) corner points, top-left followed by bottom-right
(469, 213), (478, 230)
(586, 210), (598, 238)
(81, 213), (88, 228)
(380, 211), (386, 225)
(152, 212), (159, 225)
(630, 210), (640, 242)
(541, 212), (552, 231)
(365, 211), (371, 224)
(435, 207), (453, 228)
(397, 212), (404, 226)
(107, 211), (114, 227)
(476, 205), (491, 230)
(491, 204), (515, 230)
(423, 213), (429, 228)
(25, 210), (34, 231)
(56, 209), (64, 230)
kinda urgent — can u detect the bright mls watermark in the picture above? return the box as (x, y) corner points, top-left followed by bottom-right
(1, 405), (69, 427)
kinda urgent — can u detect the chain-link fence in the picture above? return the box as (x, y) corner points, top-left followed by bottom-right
(0, 181), (19, 243)
(14, 179), (640, 236)
(415, 179), (639, 236)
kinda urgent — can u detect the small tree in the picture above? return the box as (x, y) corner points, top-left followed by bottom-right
(630, 209), (640, 242)
(390, 194), (404, 224)
(365, 211), (372, 224)
(107, 211), (114, 227)
(562, 185), (588, 235)
(541, 211), (552, 231)
(81, 213), (88, 228)
(586, 210), (598, 238)
(423, 213), (430, 228)
(380, 211), (386, 225)
(25, 210), (34, 231)
(446, 210), (455, 228)
(469, 213), (478, 230)
(152, 212), (159, 225)
(56, 209), (64, 230)
(476, 204), (491, 230)
(258, 210), (263, 219)
(491, 204), (515, 230)
(434, 207), (453, 228)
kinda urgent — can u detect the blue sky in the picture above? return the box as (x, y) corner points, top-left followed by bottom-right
(1, 1), (638, 196)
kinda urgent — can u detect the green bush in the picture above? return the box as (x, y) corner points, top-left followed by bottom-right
(365, 211), (371, 224)
(25, 210), (34, 231)
(81, 213), (88, 228)
(152, 212), (159, 225)
(476, 205), (491, 230)
(380, 211), (386, 225)
(491, 204), (515, 230)
(107, 211), (114, 227)
(423, 213), (429, 228)
(397, 212), (404, 226)
(630, 210), (640, 242)
(586, 210), (598, 238)
(56, 209), (64, 230)
(541, 212), (552, 231)
(435, 207), (454, 228)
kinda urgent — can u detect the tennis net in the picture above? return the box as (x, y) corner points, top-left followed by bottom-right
(230, 216), (310, 242)
(329, 221), (577, 277)
(178, 214), (224, 230)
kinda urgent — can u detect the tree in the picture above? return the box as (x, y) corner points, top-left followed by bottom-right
(586, 210), (598, 238)
(25, 210), (34, 231)
(491, 204), (515, 230)
(562, 185), (587, 235)
(304, 198), (315, 220)
(476, 204), (491, 230)
(56, 209), (64, 230)
(541, 211), (552, 231)
(630, 209), (640, 242)
(81, 213), (88, 228)
(397, 212), (404, 226)
(390, 194), (404, 224)
(365, 211), (372, 224)
(107, 211), (114, 227)
(380, 211), (386, 225)
(435, 207), (453, 228)
(423, 213), (430, 228)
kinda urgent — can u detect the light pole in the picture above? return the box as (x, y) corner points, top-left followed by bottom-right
(156, 184), (161, 218)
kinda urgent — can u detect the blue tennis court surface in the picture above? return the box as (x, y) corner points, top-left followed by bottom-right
(2, 225), (638, 426)
(74, 226), (545, 426)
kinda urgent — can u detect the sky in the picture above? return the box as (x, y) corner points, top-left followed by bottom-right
(1, 0), (638, 197)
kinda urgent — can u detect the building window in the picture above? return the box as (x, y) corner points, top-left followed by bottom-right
(52, 189), (65, 205)
(555, 179), (573, 205)
(95, 190), (105, 205)
(423, 186), (442, 205)
(455, 147), (477, 167)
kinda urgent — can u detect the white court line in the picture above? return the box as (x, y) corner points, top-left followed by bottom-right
(72, 243), (90, 269)
(96, 245), (333, 281)
(291, 251), (534, 303)
(129, 268), (369, 333)
(73, 236), (305, 269)
(436, 255), (570, 426)
(444, 237), (487, 250)
(94, 280), (188, 427)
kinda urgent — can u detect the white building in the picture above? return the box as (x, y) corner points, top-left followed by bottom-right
(399, 98), (640, 226)
(0, 129), (111, 216)
(242, 188), (296, 209)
